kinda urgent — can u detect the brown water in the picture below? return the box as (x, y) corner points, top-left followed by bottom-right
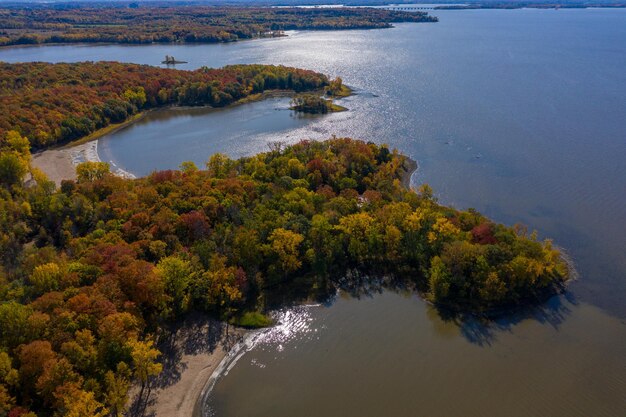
(206, 291), (626, 417)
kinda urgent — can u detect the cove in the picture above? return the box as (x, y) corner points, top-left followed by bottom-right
(97, 96), (338, 177)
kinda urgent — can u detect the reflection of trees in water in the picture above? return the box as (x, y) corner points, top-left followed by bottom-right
(432, 291), (576, 347)
(259, 268), (575, 348)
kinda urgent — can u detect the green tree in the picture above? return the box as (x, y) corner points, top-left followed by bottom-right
(0, 153), (27, 186)
(428, 256), (451, 302)
(206, 153), (232, 178)
(155, 256), (193, 317)
(179, 160), (198, 174)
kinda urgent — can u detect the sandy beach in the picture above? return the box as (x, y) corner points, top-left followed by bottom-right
(128, 314), (247, 417)
(31, 141), (98, 185)
(31, 147), (77, 186)
(31, 140), (135, 186)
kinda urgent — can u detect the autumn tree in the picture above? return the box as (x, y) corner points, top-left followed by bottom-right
(155, 256), (194, 317)
(268, 228), (304, 275)
(128, 339), (162, 400)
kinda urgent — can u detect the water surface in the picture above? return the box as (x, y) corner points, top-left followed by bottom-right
(207, 290), (626, 417)
(2, 8), (626, 416)
(98, 97), (325, 175)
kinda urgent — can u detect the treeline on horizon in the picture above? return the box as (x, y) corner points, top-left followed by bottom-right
(0, 61), (330, 149)
(0, 6), (437, 47)
(434, 2), (626, 9)
(1, 0), (621, 5)
(0, 133), (569, 415)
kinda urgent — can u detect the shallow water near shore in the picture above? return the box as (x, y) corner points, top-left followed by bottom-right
(206, 290), (626, 417)
(3, 7), (626, 416)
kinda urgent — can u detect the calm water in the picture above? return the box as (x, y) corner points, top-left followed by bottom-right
(207, 291), (626, 417)
(98, 97), (322, 176)
(2, 8), (625, 416)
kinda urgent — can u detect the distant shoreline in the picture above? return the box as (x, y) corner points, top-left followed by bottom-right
(433, 3), (626, 10)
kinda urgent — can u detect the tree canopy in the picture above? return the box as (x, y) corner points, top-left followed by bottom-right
(0, 134), (569, 416)
(0, 6), (437, 47)
(0, 62), (330, 149)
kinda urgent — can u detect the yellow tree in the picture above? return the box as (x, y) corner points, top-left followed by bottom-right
(28, 262), (62, 295)
(76, 161), (110, 182)
(3, 130), (30, 157)
(104, 362), (131, 417)
(127, 339), (162, 399)
(269, 228), (304, 274)
(58, 387), (108, 417)
(0, 385), (14, 416)
(203, 254), (243, 308)
(0, 153), (28, 186)
(336, 212), (380, 263)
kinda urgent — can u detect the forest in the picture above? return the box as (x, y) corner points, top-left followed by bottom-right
(0, 132), (568, 415)
(0, 62), (331, 149)
(0, 6), (437, 47)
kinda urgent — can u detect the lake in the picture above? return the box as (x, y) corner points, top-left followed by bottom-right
(207, 291), (626, 417)
(2, 7), (625, 416)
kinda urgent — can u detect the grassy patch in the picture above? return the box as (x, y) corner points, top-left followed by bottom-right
(328, 103), (348, 112)
(231, 311), (273, 328)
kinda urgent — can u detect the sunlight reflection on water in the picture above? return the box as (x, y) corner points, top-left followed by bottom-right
(254, 304), (321, 353)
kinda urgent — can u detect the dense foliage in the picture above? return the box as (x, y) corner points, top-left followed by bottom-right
(0, 6), (437, 47)
(0, 62), (330, 149)
(0, 134), (568, 415)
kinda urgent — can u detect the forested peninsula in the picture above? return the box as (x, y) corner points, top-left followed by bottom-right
(0, 6), (437, 47)
(0, 56), (571, 416)
(0, 62), (333, 149)
(0, 128), (569, 415)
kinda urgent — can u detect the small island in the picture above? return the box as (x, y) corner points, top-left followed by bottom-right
(290, 77), (352, 114)
(290, 94), (347, 114)
(161, 55), (188, 65)
(325, 76), (353, 98)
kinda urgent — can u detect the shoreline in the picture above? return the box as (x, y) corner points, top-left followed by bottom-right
(402, 156), (418, 189)
(31, 111), (147, 185)
(30, 88), (351, 185)
(0, 33), (292, 51)
(191, 329), (267, 417)
(31, 139), (136, 186)
(130, 314), (248, 417)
